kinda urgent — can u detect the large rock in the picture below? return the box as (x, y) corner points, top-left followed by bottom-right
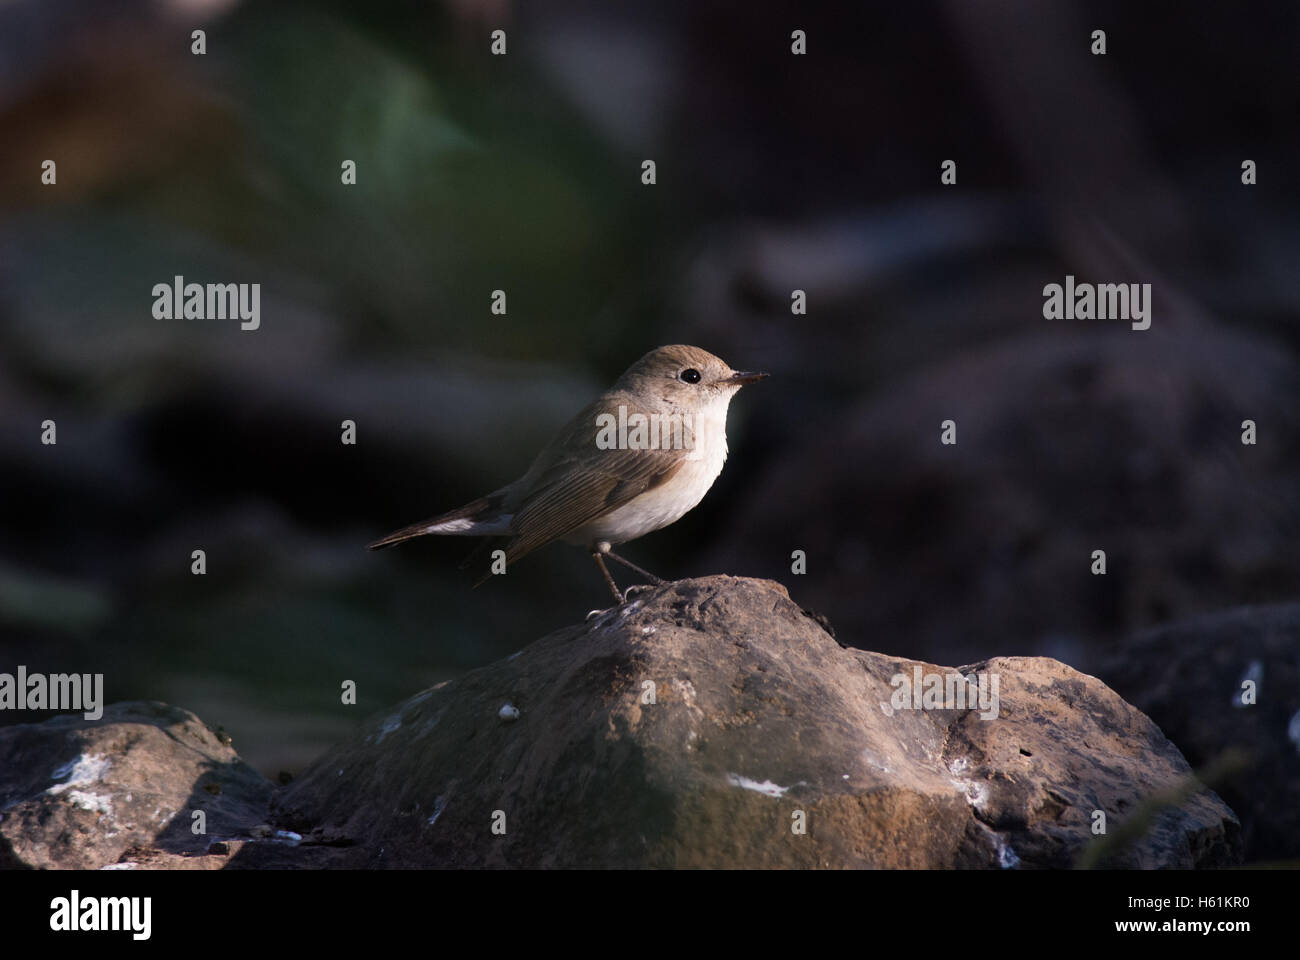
(0, 701), (275, 870)
(273, 576), (1239, 868)
(1100, 603), (1300, 865)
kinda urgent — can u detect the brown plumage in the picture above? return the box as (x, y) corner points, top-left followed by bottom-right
(369, 345), (766, 599)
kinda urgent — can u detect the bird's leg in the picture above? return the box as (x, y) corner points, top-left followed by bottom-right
(590, 550), (625, 603)
(599, 544), (664, 585)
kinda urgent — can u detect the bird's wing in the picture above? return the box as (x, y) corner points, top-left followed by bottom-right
(500, 397), (688, 565)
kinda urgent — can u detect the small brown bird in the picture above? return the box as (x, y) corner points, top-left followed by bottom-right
(369, 345), (766, 601)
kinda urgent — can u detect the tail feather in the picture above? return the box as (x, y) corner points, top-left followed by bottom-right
(368, 494), (508, 550)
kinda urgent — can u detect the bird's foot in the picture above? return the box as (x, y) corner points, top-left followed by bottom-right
(621, 582), (661, 602)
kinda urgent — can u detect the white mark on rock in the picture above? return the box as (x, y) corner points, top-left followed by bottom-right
(671, 678), (705, 725)
(375, 714), (402, 743)
(100, 862), (138, 870)
(879, 701), (894, 717)
(65, 790), (113, 814)
(641, 625), (657, 635)
(860, 748), (892, 774)
(947, 756), (989, 809)
(499, 703), (521, 721)
(49, 754), (111, 789)
(47, 755), (114, 814)
(428, 795), (448, 826)
(962, 781), (989, 810)
(1287, 709), (1300, 754)
(726, 774), (792, 798)
(997, 841), (1020, 869)
(672, 678), (697, 705)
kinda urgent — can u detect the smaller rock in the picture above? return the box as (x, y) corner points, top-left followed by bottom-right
(0, 701), (274, 870)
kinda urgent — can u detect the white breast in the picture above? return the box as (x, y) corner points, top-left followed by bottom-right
(567, 393), (733, 546)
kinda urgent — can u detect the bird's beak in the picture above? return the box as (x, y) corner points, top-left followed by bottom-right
(725, 370), (769, 385)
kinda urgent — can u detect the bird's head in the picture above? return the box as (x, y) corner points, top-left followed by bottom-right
(615, 344), (767, 407)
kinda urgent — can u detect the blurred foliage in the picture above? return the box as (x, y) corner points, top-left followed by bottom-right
(110, 5), (671, 363)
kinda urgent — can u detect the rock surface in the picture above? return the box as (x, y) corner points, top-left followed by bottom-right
(272, 576), (1240, 868)
(1100, 603), (1300, 865)
(0, 578), (1244, 869)
(0, 701), (275, 870)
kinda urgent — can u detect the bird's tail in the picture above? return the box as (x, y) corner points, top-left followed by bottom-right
(368, 493), (510, 550)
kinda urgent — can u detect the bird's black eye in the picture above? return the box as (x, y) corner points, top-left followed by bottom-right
(680, 368), (702, 384)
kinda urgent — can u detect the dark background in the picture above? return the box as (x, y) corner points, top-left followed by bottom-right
(1, 0), (1297, 850)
